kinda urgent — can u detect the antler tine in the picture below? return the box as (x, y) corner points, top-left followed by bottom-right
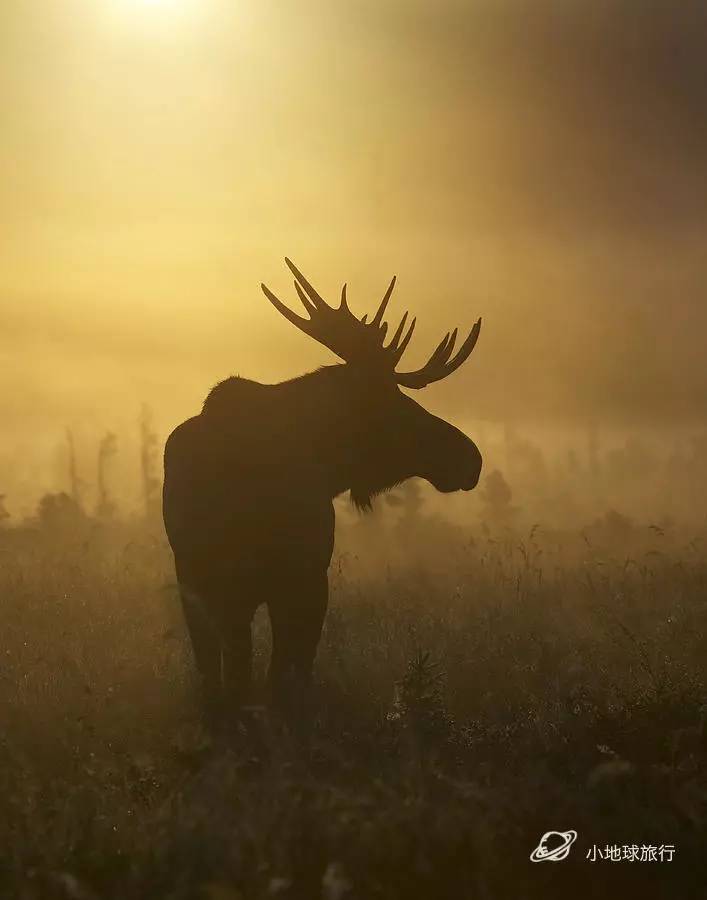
(446, 318), (481, 371)
(426, 331), (454, 367)
(387, 311), (409, 351)
(396, 318), (482, 389)
(285, 257), (329, 310)
(439, 329), (458, 363)
(293, 280), (317, 317)
(261, 283), (312, 332)
(262, 261), (400, 364)
(371, 276), (396, 328)
(388, 316), (416, 367)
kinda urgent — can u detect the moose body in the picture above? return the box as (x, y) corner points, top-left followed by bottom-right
(163, 260), (482, 730)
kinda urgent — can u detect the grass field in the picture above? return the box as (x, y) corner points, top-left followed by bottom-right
(1, 508), (706, 899)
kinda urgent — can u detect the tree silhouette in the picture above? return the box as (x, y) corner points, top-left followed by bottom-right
(480, 469), (518, 524)
(96, 431), (118, 520)
(139, 405), (160, 519)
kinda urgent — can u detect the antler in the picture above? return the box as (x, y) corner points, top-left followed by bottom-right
(261, 258), (415, 367)
(394, 318), (482, 388)
(261, 259), (480, 389)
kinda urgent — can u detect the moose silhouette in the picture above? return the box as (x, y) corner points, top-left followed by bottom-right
(162, 259), (482, 732)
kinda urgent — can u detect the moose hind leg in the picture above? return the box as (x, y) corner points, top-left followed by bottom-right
(220, 611), (254, 717)
(267, 571), (328, 734)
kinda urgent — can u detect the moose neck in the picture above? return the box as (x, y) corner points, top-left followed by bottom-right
(276, 365), (408, 507)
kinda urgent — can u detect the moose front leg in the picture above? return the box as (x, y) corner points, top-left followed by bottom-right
(178, 582), (224, 728)
(267, 571), (328, 736)
(179, 577), (256, 733)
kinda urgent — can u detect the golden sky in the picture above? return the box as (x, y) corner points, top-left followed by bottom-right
(2, 0), (706, 485)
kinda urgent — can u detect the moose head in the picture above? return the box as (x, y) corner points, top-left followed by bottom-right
(261, 259), (483, 508)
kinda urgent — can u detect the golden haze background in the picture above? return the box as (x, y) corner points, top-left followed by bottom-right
(2, 0), (706, 512)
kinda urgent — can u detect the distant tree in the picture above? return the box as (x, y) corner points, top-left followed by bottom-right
(36, 491), (85, 531)
(0, 494), (10, 527)
(480, 469), (518, 524)
(587, 508), (636, 550)
(65, 428), (83, 511)
(139, 405), (161, 519)
(481, 468), (512, 507)
(499, 425), (548, 491)
(96, 431), (118, 520)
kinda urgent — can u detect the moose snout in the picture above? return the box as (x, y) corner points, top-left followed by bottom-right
(426, 428), (482, 493)
(460, 440), (482, 490)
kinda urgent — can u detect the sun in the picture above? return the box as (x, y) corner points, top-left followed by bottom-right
(120, 0), (191, 13)
(110, 0), (196, 26)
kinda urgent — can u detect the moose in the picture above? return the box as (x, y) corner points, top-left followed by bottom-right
(162, 259), (482, 732)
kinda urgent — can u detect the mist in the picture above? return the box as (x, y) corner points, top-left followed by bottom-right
(2, 0), (706, 512)
(3, 5), (707, 895)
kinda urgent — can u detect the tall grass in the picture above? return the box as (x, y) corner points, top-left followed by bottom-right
(0, 512), (705, 898)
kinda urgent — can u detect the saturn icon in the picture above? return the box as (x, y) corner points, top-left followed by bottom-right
(529, 830), (577, 862)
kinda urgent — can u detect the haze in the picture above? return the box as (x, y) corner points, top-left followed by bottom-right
(2, 0), (706, 511)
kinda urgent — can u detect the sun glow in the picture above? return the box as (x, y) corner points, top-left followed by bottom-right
(106, 0), (200, 32)
(114, 0), (195, 20)
(129, 0), (184, 7)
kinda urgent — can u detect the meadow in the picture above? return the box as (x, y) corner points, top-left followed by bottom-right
(1, 485), (705, 900)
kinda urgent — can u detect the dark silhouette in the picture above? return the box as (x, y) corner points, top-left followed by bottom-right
(96, 431), (118, 521)
(162, 259), (483, 731)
